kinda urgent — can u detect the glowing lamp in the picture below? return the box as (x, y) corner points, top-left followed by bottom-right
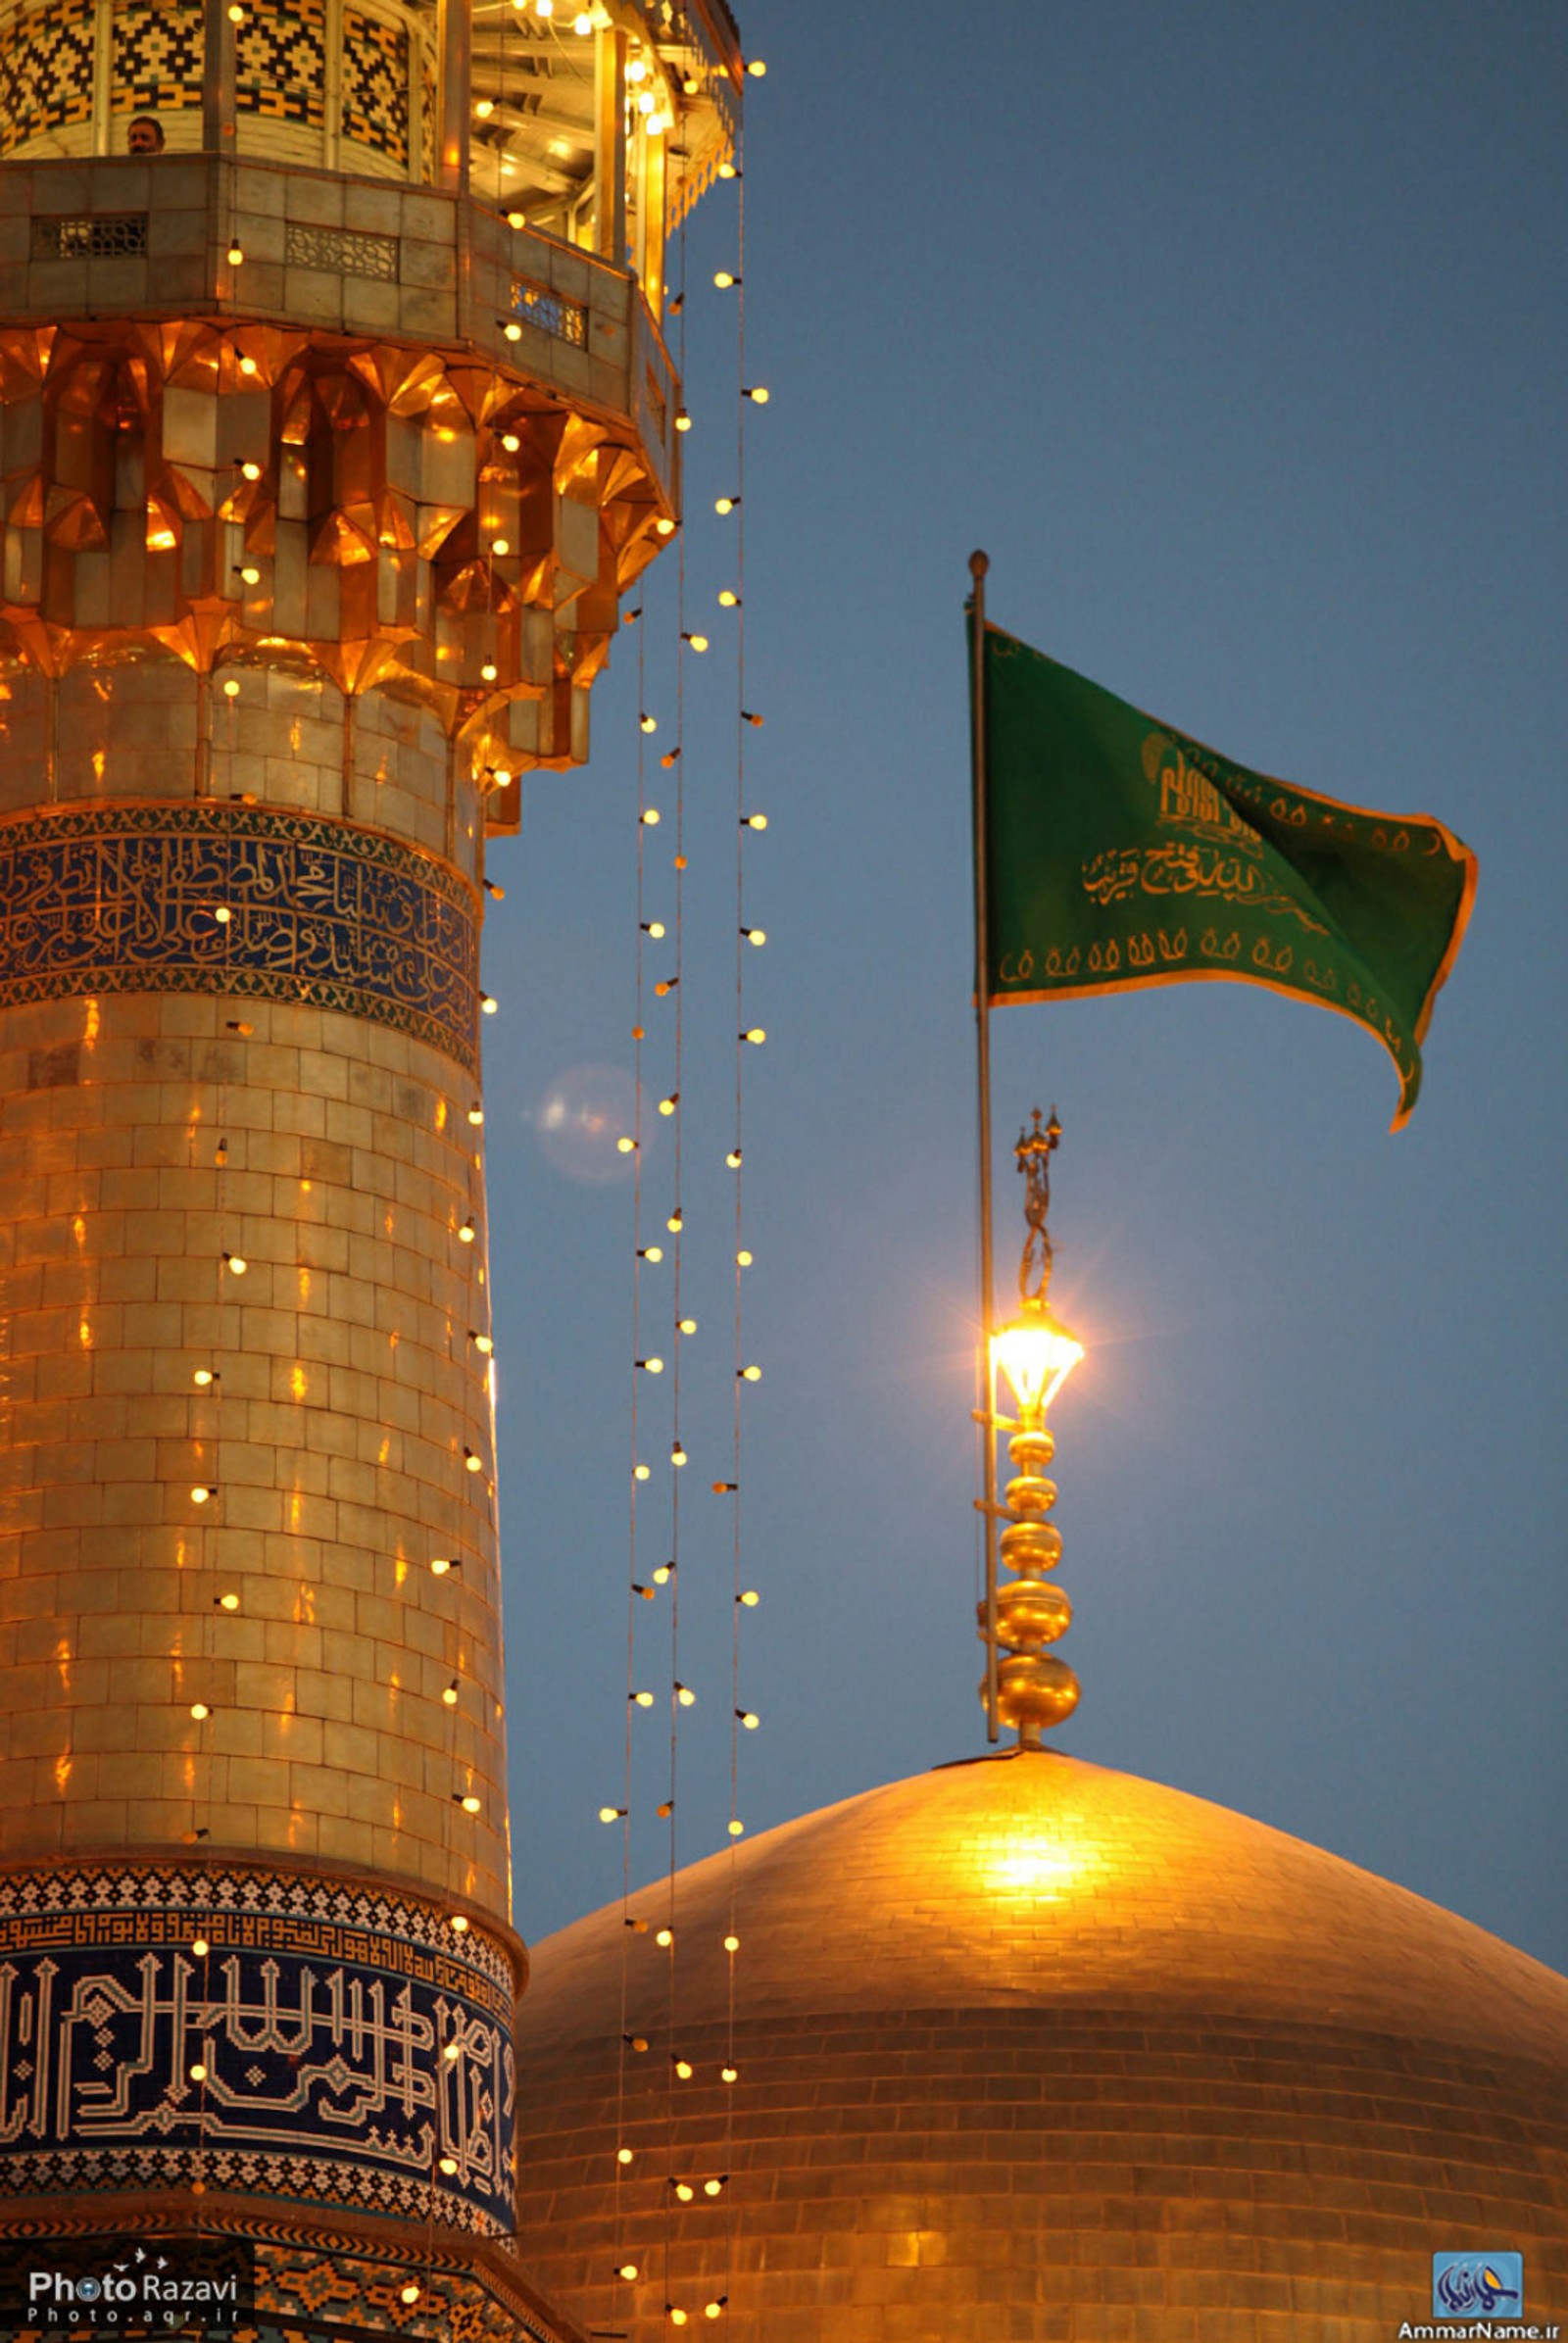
(990, 1298), (1084, 1422)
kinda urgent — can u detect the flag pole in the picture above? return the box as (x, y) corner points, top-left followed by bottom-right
(968, 548), (1000, 1743)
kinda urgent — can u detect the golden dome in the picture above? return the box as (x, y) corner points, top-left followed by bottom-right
(514, 1749), (1568, 2341)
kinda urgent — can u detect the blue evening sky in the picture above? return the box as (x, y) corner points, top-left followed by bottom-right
(482, 2), (1567, 1971)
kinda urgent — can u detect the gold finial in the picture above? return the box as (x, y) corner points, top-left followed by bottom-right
(981, 1108), (1084, 1749)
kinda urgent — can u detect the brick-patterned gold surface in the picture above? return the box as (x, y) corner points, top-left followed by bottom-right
(0, 974), (510, 1916)
(513, 1752), (1568, 2342)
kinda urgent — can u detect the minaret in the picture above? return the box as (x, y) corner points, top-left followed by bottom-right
(0, 0), (738, 2328)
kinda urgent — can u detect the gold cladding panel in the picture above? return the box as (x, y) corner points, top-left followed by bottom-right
(0, 984), (510, 1921)
(512, 1755), (1568, 2340)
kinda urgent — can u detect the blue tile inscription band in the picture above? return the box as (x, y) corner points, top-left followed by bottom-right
(0, 1865), (515, 2235)
(0, 803), (480, 1075)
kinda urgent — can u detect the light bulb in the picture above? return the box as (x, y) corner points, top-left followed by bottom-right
(656, 1926), (674, 1946)
(443, 1681), (460, 1706)
(189, 2062), (207, 2082)
(618, 2263), (639, 2280)
(721, 2065), (738, 2081)
(714, 496), (736, 514)
(675, 2182), (694, 2203)
(443, 2040), (462, 2063)
(653, 1564), (672, 1586)
(739, 1588), (760, 1607)
(990, 1299), (1085, 1418)
(676, 1684), (696, 1706)
(640, 1356), (664, 1374)
(727, 1820), (744, 1838)
(400, 2284), (421, 2307)
(656, 516), (675, 535)
(671, 1445), (687, 1467)
(480, 994), (498, 1014)
(741, 1364), (761, 1382)
(617, 1136), (636, 1154)
(227, 243), (244, 267)
(471, 1331), (494, 1354)
(502, 431), (520, 452)
(238, 355), (257, 374)
(193, 1368), (216, 1387)
(190, 1486), (213, 1505)
(725, 1150), (743, 1169)
(460, 1793), (482, 1814)
(192, 1936), (210, 1957)
(223, 1252), (246, 1274)
(704, 2178), (722, 2196)
(723, 1934), (739, 1953)
(685, 633), (709, 653)
(640, 1245), (663, 1263)
(189, 1701), (211, 1721)
(504, 321), (522, 341)
(467, 1104), (484, 1125)
(239, 564), (260, 584)
(474, 97), (494, 118)
(745, 812), (768, 830)
(744, 927), (764, 944)
(747, 56), (766, 73)
(450, 1914), (468, 1932)
(219, 1592), (240, 1612)
(429, 1556), (454, 1576)
(215, 898), (234, 917)
(240, 460), (261, 480)
(459, 1219), (475, 1242)
(634, 1690), (654, 1708)
(573, 9), (592, 27)
(480, 660), (498, 682)
(674, 2058), (693, 2078)
(737, 1249), (754, 1267)
(439, 2155), (459, 2175)
(671, 2311), (689, 2327)
(644, 919), (665, 938)
(667, 1213), (683, 1233)
(659, 1097), (676, 1118)
(617, 2146), (634, 2165)
(675, 410), (692, 432)
(743, 1028), (765, 1045)
(599, 1805), (623, 1823)
(744, 385), (769, 404)
(738, 1710), (760, 1730)
(490, 537), (510, 557)
(712, 270), (736, 289)
(678, 1316), (697, 1334)
(719, 590), (739, 608)
(634, 1463), (650, 1482)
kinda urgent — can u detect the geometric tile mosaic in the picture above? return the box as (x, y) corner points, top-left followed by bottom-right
(342, 8), (409, 167)
(110, 0), (202, 117)
(0, 0), (94, 155)
(237, 0), (324, 128)
(0, 802), (481, 1076)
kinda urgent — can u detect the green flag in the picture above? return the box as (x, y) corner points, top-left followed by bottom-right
(975, 622), (1477, 1129)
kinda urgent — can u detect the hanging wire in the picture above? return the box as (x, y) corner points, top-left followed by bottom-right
(612, 580), (653, 2289)
(721, 80), (752, 2327)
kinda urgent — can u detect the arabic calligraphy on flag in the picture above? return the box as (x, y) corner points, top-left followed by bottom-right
(975, 625), (1476, 1128)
